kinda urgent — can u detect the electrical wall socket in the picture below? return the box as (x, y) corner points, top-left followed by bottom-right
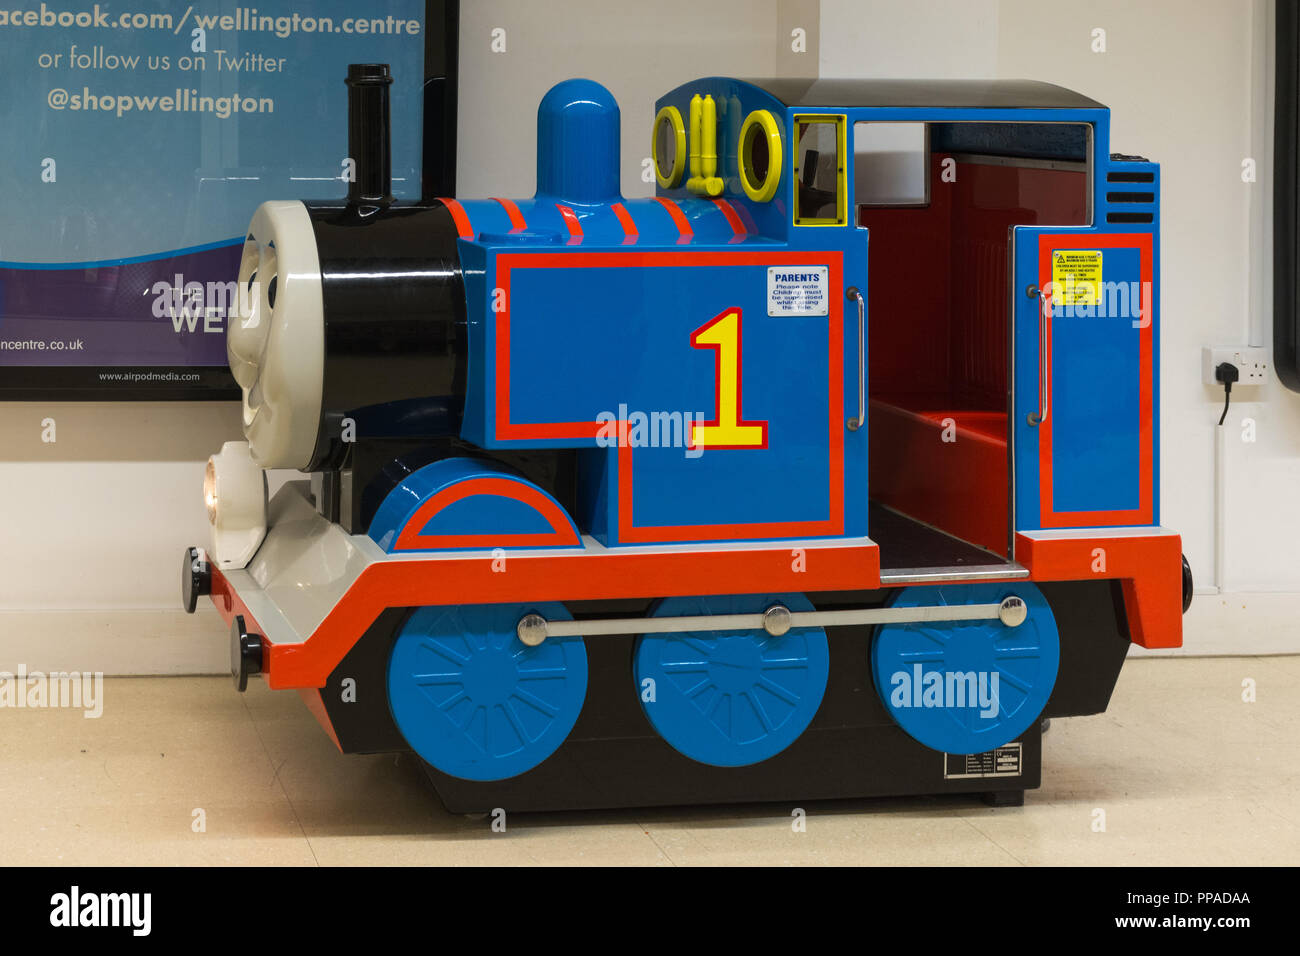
(1202, 346), (1270, 386)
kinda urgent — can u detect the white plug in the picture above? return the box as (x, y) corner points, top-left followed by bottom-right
(1202, 347), (1269, 386)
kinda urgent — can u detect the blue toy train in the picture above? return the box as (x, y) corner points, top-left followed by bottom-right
(184, 64), (1188, 811)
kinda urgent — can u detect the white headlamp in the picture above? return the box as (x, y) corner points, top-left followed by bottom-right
(204, 441), (268, 570)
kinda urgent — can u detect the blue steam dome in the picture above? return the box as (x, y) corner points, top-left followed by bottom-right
(535, 79), (621, 204)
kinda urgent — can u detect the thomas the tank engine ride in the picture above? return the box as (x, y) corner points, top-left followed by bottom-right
(183, 64), (1188, 811)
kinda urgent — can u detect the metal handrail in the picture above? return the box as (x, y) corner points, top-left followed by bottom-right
(1027, 285), (1051, 427)
(846, 286), (865, 430)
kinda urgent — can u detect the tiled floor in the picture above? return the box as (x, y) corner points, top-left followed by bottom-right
(1, 656), (1295, 866)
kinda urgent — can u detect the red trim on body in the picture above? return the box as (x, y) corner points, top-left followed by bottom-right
(556, 204), (583, 244)
(1036, 233), (1154, 528)
(490, 250), (845, 542)
(610, 202), (639, 244)
(653, 196), (693, 244)
(711, 198), (748, 242)
(393, 476), (581, 550)
(437, 197), (473, 238)
(207, 524), (1181, 690)
(613, 438), (845, 542)
(214, 543), (881, 689)
(731, 201), (759, 235)
(207, 566), (270, 686)
(492, 197), (528, 232)
(1016, 531), (1182, 648)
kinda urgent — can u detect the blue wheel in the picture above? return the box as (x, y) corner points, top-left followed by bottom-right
(387, 602), (587, 781)
(871, 583), (1059, 755)
(633, 593), (829, 767)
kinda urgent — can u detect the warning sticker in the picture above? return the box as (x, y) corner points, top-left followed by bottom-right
(1051, 249), (1103, 306)
(767, 266), (829, 316)
(943, 742), (1023, 779)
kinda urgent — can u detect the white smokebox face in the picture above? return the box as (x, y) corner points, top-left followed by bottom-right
(229, 200), (324, 471)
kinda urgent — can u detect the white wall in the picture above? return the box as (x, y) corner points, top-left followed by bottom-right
(0, 403), (241, 673)
(821, 0), (1300, 653)
(820, 0), (999, 78)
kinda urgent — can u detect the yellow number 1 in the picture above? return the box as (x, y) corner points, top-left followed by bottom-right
(690, 308), (768, 449)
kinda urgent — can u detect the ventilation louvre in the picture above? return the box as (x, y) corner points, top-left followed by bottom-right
(1105, 170), (1155, 223)
(1106, 211), (1154, 224)
(1106, 170), (1155, 183)
(1106, 191), (1155, 203)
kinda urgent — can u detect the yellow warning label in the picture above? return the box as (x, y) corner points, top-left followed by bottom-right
(1051, 249), (1103, 306)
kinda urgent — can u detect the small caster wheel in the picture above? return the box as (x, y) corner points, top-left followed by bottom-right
(181, 546), (210, 614)
(1040, 717), (1052, 734)
(230, 614), (262, 692)
(1182, 553), (1194, 613)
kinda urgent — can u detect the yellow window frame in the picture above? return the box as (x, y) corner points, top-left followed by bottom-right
(792, 114), (847, 226)
(652, 105), (687, 189)
(738, 109), (783, 203)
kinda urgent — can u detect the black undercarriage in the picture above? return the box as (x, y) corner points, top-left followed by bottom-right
(311, 579), (1130, 814)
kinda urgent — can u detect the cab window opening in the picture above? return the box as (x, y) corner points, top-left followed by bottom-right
(854, 121), (930, 207)
(793, 114), (846, 225)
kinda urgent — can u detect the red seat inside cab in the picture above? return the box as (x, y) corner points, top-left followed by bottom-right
(861, 152), (1087, 559)
(868, 399), (1008, 556)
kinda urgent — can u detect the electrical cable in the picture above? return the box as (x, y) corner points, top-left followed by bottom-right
(1216, 362), (1238, 426)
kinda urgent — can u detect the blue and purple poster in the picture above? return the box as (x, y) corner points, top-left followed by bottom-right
(0, 0), (429, 397)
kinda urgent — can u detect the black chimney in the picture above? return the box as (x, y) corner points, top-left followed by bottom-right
(345, 63), (394, 205)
